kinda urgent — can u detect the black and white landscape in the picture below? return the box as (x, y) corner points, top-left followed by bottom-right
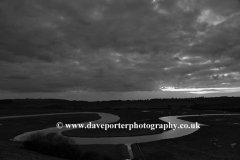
(0, 0), (240, 160)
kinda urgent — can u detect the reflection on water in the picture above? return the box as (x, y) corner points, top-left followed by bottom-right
(13, 113), (240, 145)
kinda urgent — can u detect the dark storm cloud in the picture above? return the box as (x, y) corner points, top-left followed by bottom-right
(0, 0), (240, 94)
(6, 75), (30, 80)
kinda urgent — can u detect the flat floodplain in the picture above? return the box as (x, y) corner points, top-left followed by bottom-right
(133, 113), (240, 160)
(0, 113), (100, 141)
(0, 107), (240, 160)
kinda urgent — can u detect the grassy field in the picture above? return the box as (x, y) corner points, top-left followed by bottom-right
(0, 105), (239, 160)
(134, 115), (240, 160)
(0, 140), (66, 160)
(0, 110), (130, 160)
(0, 113), (100, 141)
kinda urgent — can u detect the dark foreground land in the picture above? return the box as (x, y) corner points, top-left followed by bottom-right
(0, 97), (240, 160)
(133, 115), (240, 160)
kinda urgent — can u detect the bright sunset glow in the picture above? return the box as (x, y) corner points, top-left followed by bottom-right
(1, 0), (240, 100)
(161, 87), (240, 94)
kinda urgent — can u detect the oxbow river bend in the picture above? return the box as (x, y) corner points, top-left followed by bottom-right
(0, 112), (239, 159)
(9, 112), (240, 145)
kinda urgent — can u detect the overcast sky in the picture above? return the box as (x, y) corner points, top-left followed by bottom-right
(1, 0), (240, 101)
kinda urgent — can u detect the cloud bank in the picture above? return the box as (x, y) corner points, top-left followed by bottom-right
(0, 0), (240, 96)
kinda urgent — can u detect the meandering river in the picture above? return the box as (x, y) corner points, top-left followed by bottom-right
(0, 112), (238, 159)
(10, 112), (240, 145)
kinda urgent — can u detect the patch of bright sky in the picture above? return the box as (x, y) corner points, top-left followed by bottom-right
(197, 9), (226, 26)
(210, 68), (220, 71)
(178, 61), (192, 65)
(177, 0), (195, 12)
(180, 56), (190, 60)
(161, 87), (240, 94)
(153, 4), (170, 15)
(197, 60), (212, 65)
(173, 53), (202, 60)
(213, 72), (240, 79)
